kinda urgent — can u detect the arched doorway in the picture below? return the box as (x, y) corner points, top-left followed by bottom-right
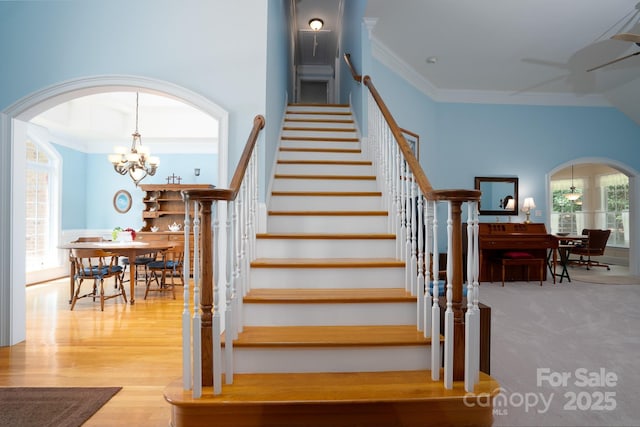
(547, 157), (640, 275)
(1, 75), (229, 346)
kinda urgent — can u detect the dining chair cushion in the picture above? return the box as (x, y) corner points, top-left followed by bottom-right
(148, 260), (181, 270)
(502, 251), (534, 259)
(78, 265), (123, 278)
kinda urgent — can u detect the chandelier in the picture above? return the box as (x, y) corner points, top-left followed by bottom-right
(564, 165), (581, 201)
(108, 92), (159, 186)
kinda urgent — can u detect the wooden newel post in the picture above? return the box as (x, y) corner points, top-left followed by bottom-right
(450, 200), (465, 381)
(199, 200), (214, 386)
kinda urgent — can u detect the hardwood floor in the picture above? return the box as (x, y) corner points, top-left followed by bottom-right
(0, 278), (182, 426)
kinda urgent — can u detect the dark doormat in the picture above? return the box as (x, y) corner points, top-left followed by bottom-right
(0, 387), (122, 427)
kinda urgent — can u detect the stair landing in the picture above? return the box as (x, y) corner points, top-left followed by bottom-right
(165, 370), (499, 427)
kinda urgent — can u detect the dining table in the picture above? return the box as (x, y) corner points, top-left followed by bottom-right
(59, 240), (176, 304)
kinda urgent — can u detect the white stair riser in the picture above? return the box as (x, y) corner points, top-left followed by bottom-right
(287, 105), (351, 113)
(227, 346), (431, 373)
(285, 113), (353, 121)
(278, 150), (365, 162)
(267, 215), (387, 233)
(269, 195), (382, 212)
(244, 302), (415, 326)
(281, 140), (359, 150)
(256, 237), (394, 258)
(250, 267), (404, 289)
(282, 130), (358, 139)
(284, 121), (355, 129)
(276, 163), (373, 176)
(272, 178), (378, 192)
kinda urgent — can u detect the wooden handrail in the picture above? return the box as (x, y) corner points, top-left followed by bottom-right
(343, 53), (362, 83)
(363, 75), (433, 197)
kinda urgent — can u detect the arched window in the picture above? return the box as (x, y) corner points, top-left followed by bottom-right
(25, 137), (61, 277)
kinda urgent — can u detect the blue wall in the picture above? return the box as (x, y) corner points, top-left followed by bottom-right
(264, 0), (292, 198)
(0, 0), (268, 173)
(340, 0), (367, 126)
(54, 143), (217, 231)
(369, 58), (640, 222)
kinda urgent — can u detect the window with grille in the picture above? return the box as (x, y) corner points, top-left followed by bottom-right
(599, 173), (629, 248)
(25, 139), (59, 272)
(550, 178), (584, 235)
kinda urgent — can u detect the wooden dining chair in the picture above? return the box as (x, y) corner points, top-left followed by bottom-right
(144, 245), (184, 300)
(70, 248), (127, 311)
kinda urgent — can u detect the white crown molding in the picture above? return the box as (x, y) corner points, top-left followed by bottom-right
(370, 37), (611, 108)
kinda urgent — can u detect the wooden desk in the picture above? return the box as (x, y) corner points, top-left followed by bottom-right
(549, 235), (586, 283)
(60, 241), (175, 304)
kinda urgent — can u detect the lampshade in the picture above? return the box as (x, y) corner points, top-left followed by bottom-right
(309, 18), (323, 31)
(505, 198), (516, 210)
(522, 197), (536, 211)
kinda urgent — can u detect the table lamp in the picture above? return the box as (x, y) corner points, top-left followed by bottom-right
(522, 197), (536, 224)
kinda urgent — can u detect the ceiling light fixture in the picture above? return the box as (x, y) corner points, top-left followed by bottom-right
(309, 18), (323, 31)
(564, 165), (581, 201)
(108, 92), (159, 186)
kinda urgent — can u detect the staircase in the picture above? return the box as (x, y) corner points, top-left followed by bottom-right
(165, 104), (498, 427)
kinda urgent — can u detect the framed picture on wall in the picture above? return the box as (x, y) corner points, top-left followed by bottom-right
(113, 189), (132, 214)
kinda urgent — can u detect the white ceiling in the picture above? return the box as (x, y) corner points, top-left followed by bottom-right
(32, 0), (640, 145)
(363, 0), (640, 123)
(31, 92), (218, 152)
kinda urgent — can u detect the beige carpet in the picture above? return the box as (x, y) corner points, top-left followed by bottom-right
(0, 387), (121, 427)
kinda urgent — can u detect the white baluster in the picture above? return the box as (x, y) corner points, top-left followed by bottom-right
(233, 193), (242, 337)
(408, 176), (417, 296)
(472, 202), (481, 384)
(465, 202), (476, 392)
(191, 200), (202, 397)
(423, 197), (432, 338)
(225, 201), (234, 384)
(182, 195), (193, 392)
(444, 201), (454, 390)
(212, 201), (222, 395)
(416, 193), (424, 331)
(430, 199), (440, 381)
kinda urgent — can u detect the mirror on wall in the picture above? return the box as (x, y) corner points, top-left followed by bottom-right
(474, 177), (519, 216)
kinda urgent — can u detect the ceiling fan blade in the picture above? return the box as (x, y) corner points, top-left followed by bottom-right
(587, 50), (640, 72)
(612, 32), (640, 43)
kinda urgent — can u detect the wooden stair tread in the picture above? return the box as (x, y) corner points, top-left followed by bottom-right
(228, 325), (433, 347)
(256, 232), (394, 239)
(251, 258), (404, 268)
(283, 127), (356, 132)
(165, 372), (498, 427)
(277, 159), (372, 165)
(274, 174), (375, 180)
(268, 210), (388, 216)
(244, 288), (415, 303)
(270, 191), (381, 196)
(166, 370), (498, 403)
(285, 118), (354, 123)
(282, 136), (359, 142)
(279, 147), (361, 153)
